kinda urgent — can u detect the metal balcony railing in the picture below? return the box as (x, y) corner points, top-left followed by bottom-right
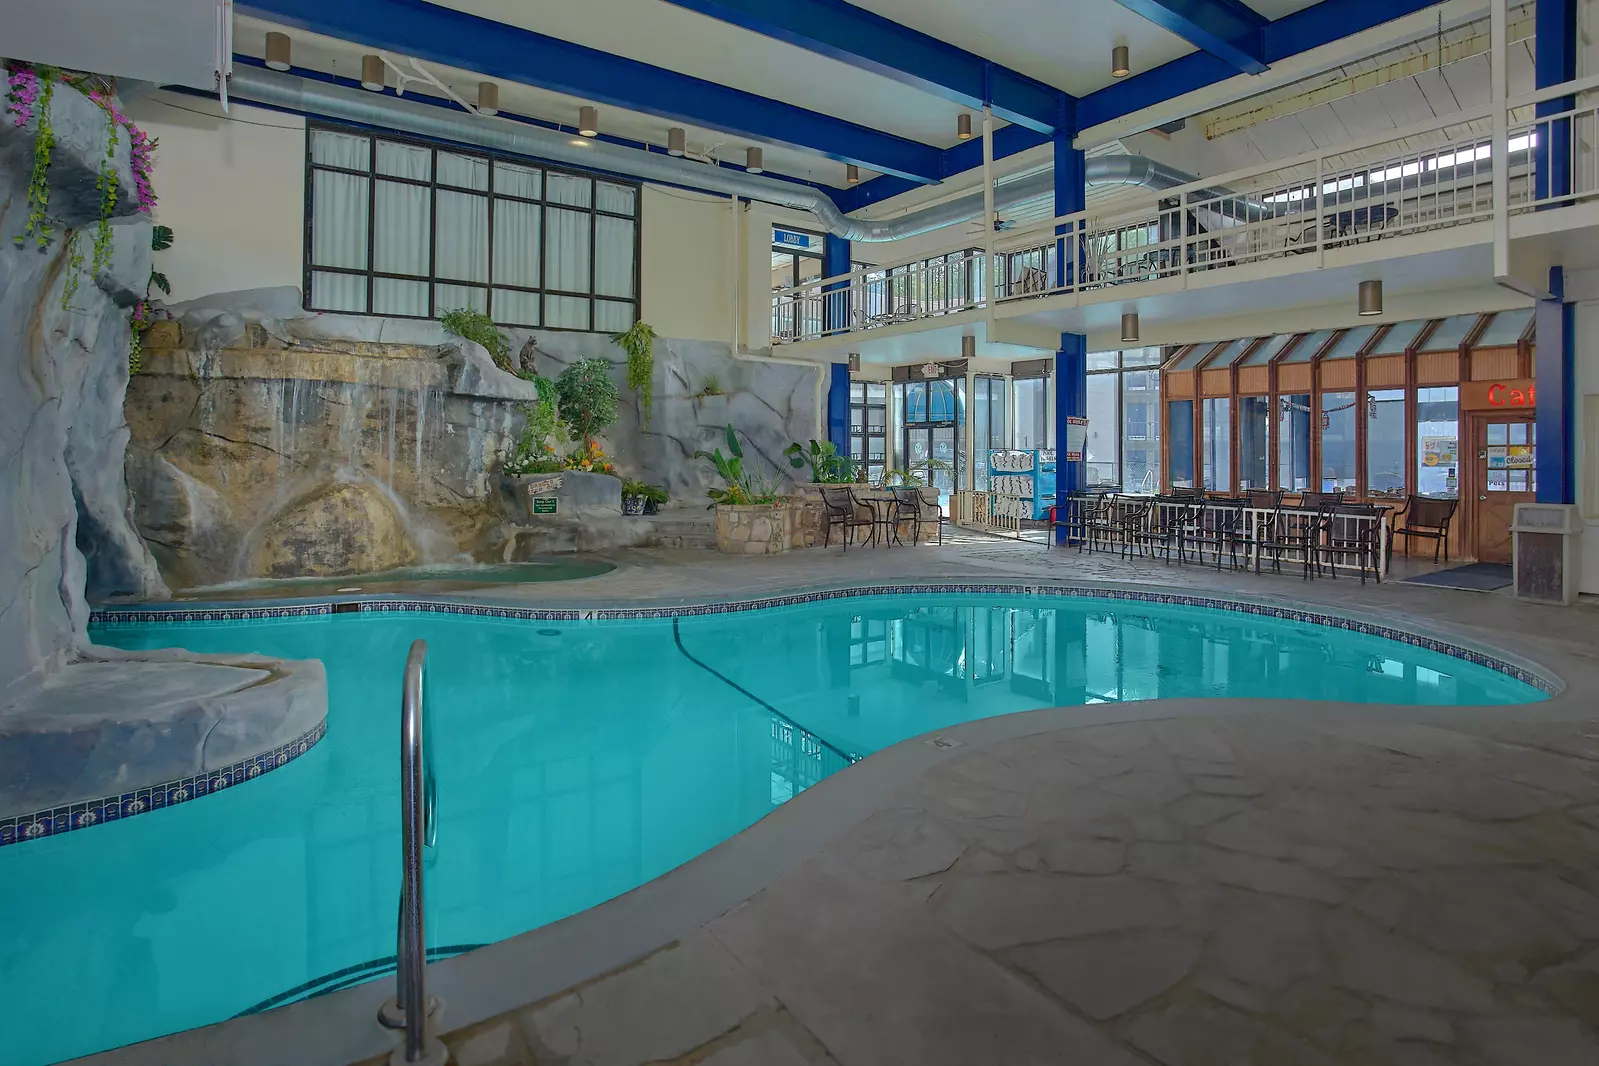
(771, 72), (1598, 346)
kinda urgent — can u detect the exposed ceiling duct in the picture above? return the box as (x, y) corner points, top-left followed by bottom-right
(227, 65), (1224, 242)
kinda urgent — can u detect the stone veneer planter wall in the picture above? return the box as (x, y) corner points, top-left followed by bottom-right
(789, 483), (942, 549)
(714, 501), (796, 554)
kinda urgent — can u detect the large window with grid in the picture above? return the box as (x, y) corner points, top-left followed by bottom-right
(305, 125), (640, 330)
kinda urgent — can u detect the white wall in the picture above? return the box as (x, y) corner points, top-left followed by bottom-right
(1574, 292), (1599, 594)
(124, 93), (304, 303)
(639, 185), (736, 344)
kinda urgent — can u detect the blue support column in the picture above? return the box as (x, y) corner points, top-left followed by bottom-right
(1052, 127), (1088, 545)
(1536, 267), (1576, 504)
(822, 234), (851, 337)
(827, 363), (851, 455)
(1535, 0), (1578, 204)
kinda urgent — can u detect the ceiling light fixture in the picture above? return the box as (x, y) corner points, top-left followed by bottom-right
(1112, 45), (1131, 79)
(1358, 279), (1383, 316)
(667, 127), (686, 156)
(1121, 312), (1140, 343)
(957, 113), (973, 140)
(570, 138), (590, 147)
(264, 32), (292, 71)
(360, 54), (386, 92)
(579, 106), (599, 138)
(746, 147), (764, 173)
(476, 81), (499, 116)
(846, 164), (860, 184)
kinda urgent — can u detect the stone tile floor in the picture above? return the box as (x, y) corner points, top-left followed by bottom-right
(334, 532), (1599, 1066)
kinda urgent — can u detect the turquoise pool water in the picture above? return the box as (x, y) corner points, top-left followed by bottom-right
(0, 593), (1543, 1065)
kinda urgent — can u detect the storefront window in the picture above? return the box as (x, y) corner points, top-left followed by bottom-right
(1320, 391), (1357, 493)
(972, 376), (1007, 489)
(849, 382), (888, 484)
(1122, 370), (1160, 493)
(1277, 394), (1311, 492)
(1366, 389), (1406, 497)
(1168, 400), (1194, 489)
(1202, 398), (1231, 491)
(1239, 396), (1269, 489)
(1013, 377), (1048, 449)
(1416, 386), (1459, 497)
(1086, 373), (1120, 487)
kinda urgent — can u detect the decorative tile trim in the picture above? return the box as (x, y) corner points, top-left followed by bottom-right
(90, 583), (1559, 694)
(0, 719), (328, 850)
(89, 603), (334, 626)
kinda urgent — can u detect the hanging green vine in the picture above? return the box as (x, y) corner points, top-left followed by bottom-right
(91, 111), (119, 280)
(60, 230), (83, 308)
(16, 74), (56, 248)
(612, 320), (657, 431)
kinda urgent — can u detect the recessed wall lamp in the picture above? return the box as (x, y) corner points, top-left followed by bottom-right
(1121, 312), (1140, 343)
(846, 164), (860, 184)
(265, 32), (292, 71)
(961, 335), (976, 359)
(476, 81), (499, 116)
(1358, 279), (1383, 316)
(360, 54), (385, 91)
(746, 147), (764, 173)
(578, 106), (599, 138)
(667, 127), (686, 156)
(1112, 45), (1131, 79)
(957, 113), (973, 140)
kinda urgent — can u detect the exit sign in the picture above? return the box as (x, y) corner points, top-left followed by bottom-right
(531, 497), (558, 515)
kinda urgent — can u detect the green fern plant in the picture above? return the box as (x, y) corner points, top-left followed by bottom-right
(440, 307), (513, 372)
(612, 320), (657, 430)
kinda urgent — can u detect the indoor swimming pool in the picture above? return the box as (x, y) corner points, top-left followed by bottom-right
(0, 591), (1547, 1065)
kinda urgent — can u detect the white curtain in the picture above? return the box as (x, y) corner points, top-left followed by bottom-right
(546, 172), (591, 207)
(594, 216), (634, 298)
(492, 289), (540, 326)
(545, 207), (590, 293)
(595, 181), (635, 214)
(492, 199), (540, 287)
(544, 294), (589, 330)
(436, 190), (488, 285)
(494, 161), (541, 199)
(438, 151), (489, 190)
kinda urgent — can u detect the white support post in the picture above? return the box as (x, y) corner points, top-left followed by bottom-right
(1491, 0), (1510, 280)
(965, 369), (976, 493)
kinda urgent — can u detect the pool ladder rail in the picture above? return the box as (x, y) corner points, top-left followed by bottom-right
(377, 639), (448, 1065)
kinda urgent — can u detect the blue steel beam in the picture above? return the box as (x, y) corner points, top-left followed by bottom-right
(238, 0), (943, 183)
(652, 0), (1065, 134)
(1110, 0), (1267, 75)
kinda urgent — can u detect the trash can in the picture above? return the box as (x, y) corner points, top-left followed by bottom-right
(1511, 503), (1583, 605)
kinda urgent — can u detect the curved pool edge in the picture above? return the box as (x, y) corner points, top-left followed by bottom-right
(90, 576), (1569, 699)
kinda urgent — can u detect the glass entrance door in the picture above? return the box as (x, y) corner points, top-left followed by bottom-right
(1470, 414), (1536, 564)
(899, 378), (964, 509)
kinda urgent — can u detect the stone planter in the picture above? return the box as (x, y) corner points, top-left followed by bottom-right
(714, 500), (796, 555)
(506, 470), (621, 521)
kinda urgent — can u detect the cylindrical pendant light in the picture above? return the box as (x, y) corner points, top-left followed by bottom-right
(361, 54), (386, 92)
(476, 81), (499, 116)
(1358, 279), (1383, 316)
(1121, 312), (1140, 343)
(578, 106), (599, 138)
(264, 32), (292, 71)
(1112, 45), (1131, 79)
(745, 146), (764, 173)
(961, 335), (976, 359)
(667, 127), (687, 156)
(957, 113), (973, 140)
(846, 164), (860, 184)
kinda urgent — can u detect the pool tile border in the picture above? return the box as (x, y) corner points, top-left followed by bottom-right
(0, 719), (328, 850)
(90, 583), (1558, 694)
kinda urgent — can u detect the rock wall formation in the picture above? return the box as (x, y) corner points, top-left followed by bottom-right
(125, 293), (822, 586)
(0, 77), (166, 696)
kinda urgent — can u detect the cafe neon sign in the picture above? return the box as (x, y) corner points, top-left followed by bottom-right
(1486, 382), (1535, 407)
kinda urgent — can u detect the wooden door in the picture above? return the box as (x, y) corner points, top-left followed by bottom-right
(1469, 413), (1537, 564)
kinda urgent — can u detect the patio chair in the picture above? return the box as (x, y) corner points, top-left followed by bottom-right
(1144, 496), (1197, 565)
(891, 487), (944, 546)
(1111, 496), (1155, 559)
(818, 487), (874, 550)
(1322, 503), (1385, 584)
(1390, 495), (1458, 563)
(1299, 490), (1346, 510)
(1190, 497), (1249, 570)
(1256, 498), (1322, 579)
(1078, 493), (1119, 554)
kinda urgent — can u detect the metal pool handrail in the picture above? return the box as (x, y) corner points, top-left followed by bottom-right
(379, 639), (441, 1063)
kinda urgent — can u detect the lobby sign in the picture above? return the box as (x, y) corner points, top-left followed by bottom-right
(1461, 379), (1536, 411)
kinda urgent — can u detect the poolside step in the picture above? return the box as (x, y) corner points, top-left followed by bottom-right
(636, 513), (716, 550)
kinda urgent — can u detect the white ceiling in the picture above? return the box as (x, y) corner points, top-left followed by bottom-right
(233, 14), (878, 187)
(847, 0), (1325, 96)
(3, 0), (221, 90)
(434, 0), (982, 148)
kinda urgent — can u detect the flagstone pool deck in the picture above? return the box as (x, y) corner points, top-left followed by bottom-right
(80, 534), (1599, 1066)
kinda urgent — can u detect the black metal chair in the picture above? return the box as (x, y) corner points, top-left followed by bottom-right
(1256, 500), (1321, 579)
(819, 487), (874, 549)
(1190, 496), (1248, 569)
(891, 487), (944, 545)
(1078, 493), (1119, 554)
(1145, 496), (1197, 564)
(1111, 496), (1155, 559)
(1390, 494), (1458, 563)
(1322, 502), (1384, 584)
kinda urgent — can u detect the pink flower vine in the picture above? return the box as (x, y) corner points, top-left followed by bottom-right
(88, 87), (157, 213)
(6, 67), (39, 126)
